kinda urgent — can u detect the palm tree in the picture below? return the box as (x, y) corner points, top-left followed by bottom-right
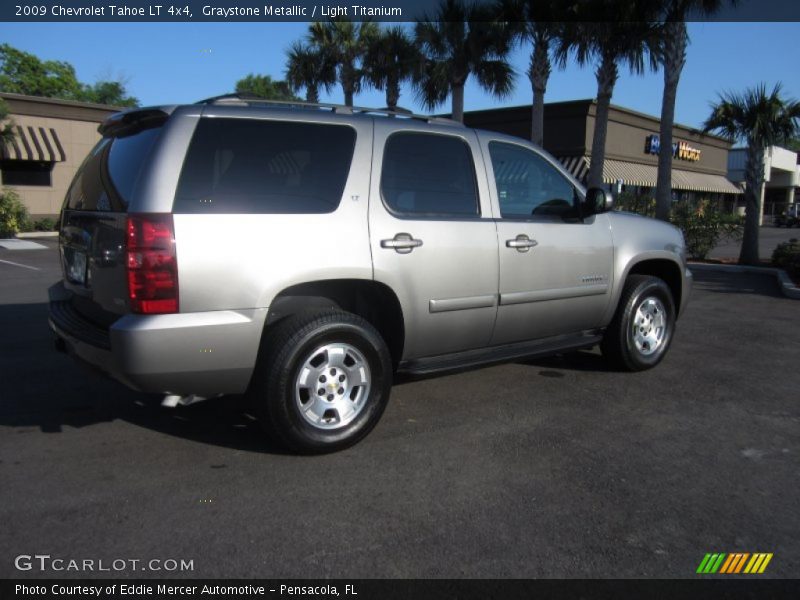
(654, 0), (734, 221)
(415, 0), (515, 123)
(703, 83), (800, 265)
(285, 41), (335, 103)
(556, 3), (660, 188)
(363, 26), (420, 112)
(308, 20), (379, 107)
(499, 0), (572, 146)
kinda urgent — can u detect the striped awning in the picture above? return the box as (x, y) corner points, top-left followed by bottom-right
(556, 155), (742, 194)
(1, 125), (65, 162)
(670, 169), (742, 194)
(558, 155), (590, 182)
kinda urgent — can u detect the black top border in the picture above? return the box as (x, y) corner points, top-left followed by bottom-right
(2, 0), (800, 23)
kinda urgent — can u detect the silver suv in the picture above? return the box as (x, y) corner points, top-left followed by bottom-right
(49, 96), (692, 453)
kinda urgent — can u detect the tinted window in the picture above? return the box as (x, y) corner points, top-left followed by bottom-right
(65, 123), (162, 212)
(381, 132), (479, 217)
(489, 142), (577, 219)
(173, 119), (356, 214)
(108, 126), (162, 205)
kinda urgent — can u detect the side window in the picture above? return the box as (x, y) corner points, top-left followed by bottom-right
(174, 118), (356, 214)
(488, 142), (577, 219)
(381, 132), (479, 217)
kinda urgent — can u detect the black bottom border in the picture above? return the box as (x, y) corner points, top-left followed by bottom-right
(3, 579), (800, 600)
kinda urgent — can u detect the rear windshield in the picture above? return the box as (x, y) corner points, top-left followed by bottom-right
(64, 123), (163, 212)
(173, 118), (356, 214)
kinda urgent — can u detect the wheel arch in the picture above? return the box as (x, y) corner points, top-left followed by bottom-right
(264, 279), (405, 370)
(625, 258), (683, 314)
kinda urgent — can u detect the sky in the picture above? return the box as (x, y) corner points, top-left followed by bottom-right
(2, 21), (799, 130)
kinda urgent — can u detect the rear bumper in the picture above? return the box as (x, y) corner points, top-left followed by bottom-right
(49, 284), (267, 396)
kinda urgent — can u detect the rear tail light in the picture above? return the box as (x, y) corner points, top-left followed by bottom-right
(126, 214), (178, 314)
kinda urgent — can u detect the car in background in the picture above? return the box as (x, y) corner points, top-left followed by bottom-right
(775, 204), (800, 227)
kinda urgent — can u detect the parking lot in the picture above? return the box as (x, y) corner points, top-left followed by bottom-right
(710, 223), (799, 261)
(1, 239), (798, 578)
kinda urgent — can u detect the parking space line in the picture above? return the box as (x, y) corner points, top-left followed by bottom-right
(0, 258), (41, 271)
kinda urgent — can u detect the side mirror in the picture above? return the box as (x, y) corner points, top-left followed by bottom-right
(583, 187), (613, 216)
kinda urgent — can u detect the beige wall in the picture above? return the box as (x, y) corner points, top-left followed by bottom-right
(463, 100), (733, 177)
(1, 92), (118, 219)
(587, 106), (731, 176)
(6, 114), (102, 217)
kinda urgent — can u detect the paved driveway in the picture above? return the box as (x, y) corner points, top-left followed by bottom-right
(710, 224), (799, 261)
(1, 240), (798, 578)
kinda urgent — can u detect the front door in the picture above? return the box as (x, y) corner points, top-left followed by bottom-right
(482, 139), (614, 345)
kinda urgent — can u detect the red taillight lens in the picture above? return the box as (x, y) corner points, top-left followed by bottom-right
(126, 214), (178, 314)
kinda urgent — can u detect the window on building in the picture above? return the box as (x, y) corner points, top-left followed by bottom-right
(0, 160), (53, 187)
(489, 142), (577, 219)
(381, 132), (479, 217)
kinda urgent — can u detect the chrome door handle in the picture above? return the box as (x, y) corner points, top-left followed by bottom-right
(381, 233), (423, 254)
(506, 235), (538, 252)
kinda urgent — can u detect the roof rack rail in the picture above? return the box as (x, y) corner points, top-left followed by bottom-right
(193, 93), (464, 126)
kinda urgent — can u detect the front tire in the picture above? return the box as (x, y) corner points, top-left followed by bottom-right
(251, 311), (392, 454)
(601, 275), (676, 371)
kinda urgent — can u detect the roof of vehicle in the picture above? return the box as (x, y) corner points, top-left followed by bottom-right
(194, 93), (464, 126)
(99, 93), (465, 135)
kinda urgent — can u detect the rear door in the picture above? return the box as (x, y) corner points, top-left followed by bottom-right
(480, 137), (614, 344)
(369, 123), (499, 360)
(59, 111), (167, 325)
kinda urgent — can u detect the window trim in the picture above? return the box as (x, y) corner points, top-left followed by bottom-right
(379, 130), (483, 221)
(486, 139), (585, 223)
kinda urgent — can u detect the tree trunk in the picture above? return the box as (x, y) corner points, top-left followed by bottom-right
(655, 21), (688, 221)
(587, 56), (618, 189)
(341, 64), (355, 107)
(739, 143), (765, 265)
(451, 83), (465, 123)
(306, 86), (319, 104)
(386, 74), (399, 111)
(529, 35), (550, 147)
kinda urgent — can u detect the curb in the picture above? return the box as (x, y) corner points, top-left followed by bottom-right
(689, 262), (800, 300)
(16, 232), (58, 239)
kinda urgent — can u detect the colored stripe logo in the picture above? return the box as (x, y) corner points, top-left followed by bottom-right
(697, 553), (773, 574)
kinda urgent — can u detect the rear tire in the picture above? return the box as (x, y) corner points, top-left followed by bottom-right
(251, 311), (392, 454)
(601, 275), (676, 372)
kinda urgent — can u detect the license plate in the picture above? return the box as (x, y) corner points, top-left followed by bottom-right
(65, 248), (87, 285)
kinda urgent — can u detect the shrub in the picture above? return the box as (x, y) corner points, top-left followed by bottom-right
(771, 238), (800, 278)
(614, 191), (656, 218)
(0, 188), (32, 237)
(670, 199), (742, 260)
(34, 217), (57, 231)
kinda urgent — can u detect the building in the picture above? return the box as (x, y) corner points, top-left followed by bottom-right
(1, 92), (118, 219)
(463, 99), (741, 204)
(727, 145), (799, 224)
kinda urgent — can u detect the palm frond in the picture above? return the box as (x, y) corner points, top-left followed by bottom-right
(703, 82), (800, 147)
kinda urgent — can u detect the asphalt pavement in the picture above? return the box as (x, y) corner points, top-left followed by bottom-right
(709, 224), (799, 261)
(1, 239), (798, 578)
